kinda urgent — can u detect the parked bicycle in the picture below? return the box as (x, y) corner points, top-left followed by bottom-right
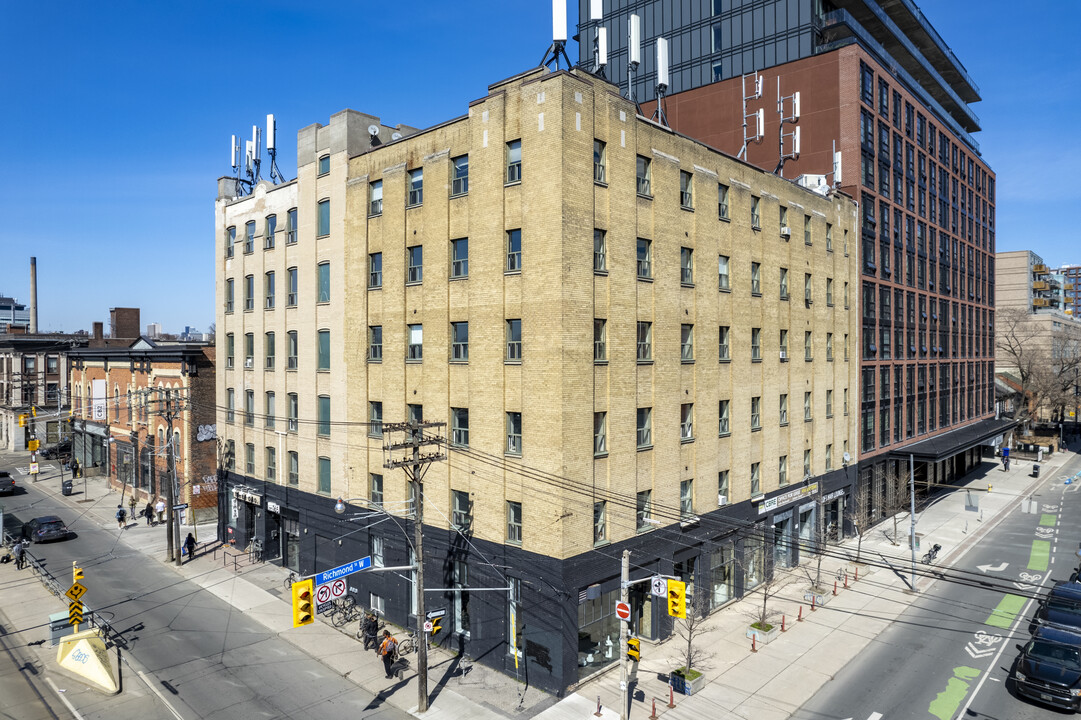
(330, 595), (361, 628)
(396, 628), (418, 656)
(921, 543), (942, 564)
(283, 571), (300, 592)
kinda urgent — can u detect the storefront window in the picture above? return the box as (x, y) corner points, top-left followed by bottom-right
(710, 544), (734, 608)
(774, 513), (795, 568)
(798, 503), (816, 555)
(743, 535), (765, 591)
(577, 588), (619, 679)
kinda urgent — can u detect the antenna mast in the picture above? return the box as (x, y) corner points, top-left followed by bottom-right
(267, 114), (285, 185)
(775, 80), (801, 176)
(737, 71), (764, 160)
(590, 0), (607, 78)
(231, 134), (252, 197)
(251, 124), (263, 184)
(650, 36), (670, 127)
(540, 0), (572, 69)
(626, 14), (642, 115)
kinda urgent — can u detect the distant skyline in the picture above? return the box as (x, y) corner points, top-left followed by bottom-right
(1, 0), (1077, 331)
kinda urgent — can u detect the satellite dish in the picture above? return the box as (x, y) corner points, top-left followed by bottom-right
(367, 124), (380, 136)
(391, 132), (402, 141)
(842, 452), (852, 464)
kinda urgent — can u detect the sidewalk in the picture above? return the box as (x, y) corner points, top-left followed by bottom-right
(2, 443), (1076, 720)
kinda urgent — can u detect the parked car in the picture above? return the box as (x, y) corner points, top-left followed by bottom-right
(1014, 625), (1081, 711)
(22, 516), (70, 543)
(0, 470), (15, 495)
(40, 440), (72, 459)
(1034, 583), (1081, 632)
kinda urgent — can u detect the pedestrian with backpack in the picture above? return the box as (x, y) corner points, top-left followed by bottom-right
(116, 505), (127, 529)
(378, 629), (398, 678)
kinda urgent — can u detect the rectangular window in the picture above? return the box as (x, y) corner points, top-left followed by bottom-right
(680, 479), (694, 519)
(265, 332), (275, 369)
(451, 155), (469, 196)
(636, 321), (652, 362)
(778, 455), (788, 486)
(827, 332), (834, 361)
(450, 238), (468, 278)
(636, 407), (652, 449)
(636, 490), (652, 531)
(751, 396), (761, 429)
(751, 327), (761, 361)
(804, 273), (813, 304)
(751, 262), (761, 295)
(506, 229), (522, 272)
(451, 407), (469, 447)
(245, 443), (255, 474)
(318, 456), (331, 494)
(244, 275), (254, 310)
(318, 155), (330, 176)
(225, 278), (234, 312)
(594, 412), (607, 455)
(369, 180), (383, 215)
(636, 155), (651, 195)
(826, 389), (834, 417)
(680, 403), (694, 441)
(751, 195), (761, 228)
(805, 331), (813, 361)
(718, 399), (730, 435)
(680, 247), (694, 285)
(593, 319), (606, 362)
(226, 226), (235, 258)
(451, 321), (469, 362)
(370, 473), (384, 505)
(751, 462), (761, 496)
(266, 446), (276, 482)
(288, 451), (298, 486)
(718, 325), (730, 361)
(718, 255), (730, 290)
(407, 245), (423, 284)
(407, 168), (423, 206)
(244, 332), (254, 368)
(244, 220), (255, 253)
(506, 412), (522, 455)
(452, 489), (472, 531)
(506, 501), (523, 544)
(287, 267), (298, 306)
(264, 271), (275, 309)
(826, 278), (834, 306)
(407, 324), (423, 360)
(286, 208), (298, 244)
(288, 393), (298, 432)
(369, 401), (383, 437)
(718, 183), (729, 219)
(681, 324), (694, 362)
(506, 140), (522, 183)
(371, 536), (384, 568)
(226, 388), (235, 423)
(779, 267), (789, 299)
(287, 331), (298, 369)
(826, 223), (833, 251)
(593, 229), (606, 272)
(369, 253), (382, 289)
(317, 199), (330, 237)
(244, 389), (254, 426)
(593, 140), (606, 183)
(368, 326), (382, 362)
(317, 330), (330, 370)
(317, 262), (330, 302)
(593, 501), (607, 544)
(501, 318), (521, 362)
(637, 238), (651, 279)
(679, 170), (693, 209)
(317, 396), (331, 436)
(780, 329), (789, 360)
(718, 471), (729, 504)
(225, 333), (235, 369)
(779, 394), (788, 425)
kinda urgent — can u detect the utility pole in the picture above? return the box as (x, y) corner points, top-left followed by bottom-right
(383, 418), (446, 714)
(909, 453), (917, 592)
(619, 549), (630, 720)
(153, 387), (184, 566)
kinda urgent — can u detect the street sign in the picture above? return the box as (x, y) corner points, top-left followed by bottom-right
(173, 503), (189, 511)
(425, 607), (447, 620)
(615, 601), (631, 621)
(28, 439), (39, 452)
(424, 620), (433, 633)
(68, 600), (84, 625)
(330, 579), (347, 598)
(29, 462), (38, 475)
(650, 576), (667, 597)
(66, 583), (87, 602)
(315, 584), (332, 604)
(314, 556), (372, 586)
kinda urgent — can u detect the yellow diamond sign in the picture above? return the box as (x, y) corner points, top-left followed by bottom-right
(66, 582), (87, 602)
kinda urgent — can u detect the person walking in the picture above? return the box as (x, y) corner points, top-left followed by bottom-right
(128, 495), (138, 521)
(115, 505), (127, 529)
(378, 630), (398, 679)
(155, 499), (166, 524)
(184, 533), (196, 562)
(71, 458), (80, 479)
(13, 539), (25, 570)
(144, 501), (154, 526)
(361, 612), (379, 651)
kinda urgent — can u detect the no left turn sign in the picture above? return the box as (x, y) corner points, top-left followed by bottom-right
(316, 584), (332, 604)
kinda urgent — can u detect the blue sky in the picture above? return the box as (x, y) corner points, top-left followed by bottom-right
(1, 1), (1077, 333)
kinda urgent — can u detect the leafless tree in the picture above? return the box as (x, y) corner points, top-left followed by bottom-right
(739, 553), (797, 631)
(673, 596), (712, 675)
(846, 478), (873, 564)
(997, 308), (1081, 432)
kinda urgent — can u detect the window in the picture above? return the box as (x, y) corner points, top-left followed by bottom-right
(266, 446), (276, 482)
(679, 170), (693, 209)
(804, 273), (813, 304)
(506, 140), (522, 183)
(317, 262), (330, 302)
(593, 319), (606, 362)
(680, 403), (694, 441)
(751, 262), (761, 295)
(451, 155), (469, 196)
(244, 275), (254, 310)
(593, 229), (606, 272)
(370, 473), (384, 505)
(718, 399), (730, 435)
(287, 267), (298, 306)
(265, 332), (275, 369)
(680, 247), (694, 285)
(779, 267), (789, 299)
(226, 389), (235, 423)
(450, 238), (468, 278)
(751, 396), (761, 429)
(718, 255), (730, 290)
(407, 324), (423, 360)
(407, 245), (423, 284)
(225, 333), (234, 369)
(803, 449), (812, 478)
(826, 333), (834, 361)
(368, 253), (382, 289)
(594, 501), (607, 544)
(681, 324), (694, 362)
(506, 412), (522, 455)
(244, 220), (255, 253)
(288, 451), (299, 486)
(245, 443), (255, 475)
(506, 319), (522, 362)
(244, 390), (254, 426)
(636, 321), (652, 362)
(804, 391), (812, 421)
(226, 226), (235, 258)
(718, 470), (729, 504)
(318, 154), (330, 176)
(593, 140), (606, 183)
(317, 199), (330, 237)
(264, 272), (275, 309)
(636, 407), (652, 449)
(779, 394), (788, 425)
(780, 329), (789, 360)
(780, 205), (788, 232)
(636, 155), (651, 195)
(778, 455), (788, 486)
(407, 168), (423, 206)
(451, 407), (469, 447)
(826, 389), (834, 417)
(718, 325), (730, 361)
(680, 479), (694, 519)
(826, 223), (833, 251)
(369, 536), (384, 568)
(369, 401), (383, 437)
(636, 490), (652, 531)
(751, 327), (761, 361)
(718, 183), (729, 219)
(286, 208), (297, 244)
(637, 238), (652, 279)
(287, 331), (298, 369)
(750, 462), (761, 496)
(288, 393), (298, 432)
(594, 412), (607, 455)
(844, 388), (850, 415)
(452, 490), (472, 531)
(225, 278), (234, 312)
(317, 396), (330, 436)
(244, 333), (254, 368)
(451, 322), (469, 362)
(317, 330), (330, 370)
(825, 444), (833, 471)
(506, 229), (522, 272)
(369, 180), (383, 215)
(506, 501), (523, 544)
(751, 195), (761, 228)
(826, 278), (834, 306)
(264, 215), (276, 249)
(318, 456), (331, 494)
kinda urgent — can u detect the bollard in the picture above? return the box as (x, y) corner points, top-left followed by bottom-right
(811, 594), (816, 611)
(844, 572), (849, 589)
(781, 614), (786, 632)
(650, 697), (658, 720)
(833, 580), (838, 596)
(854, 566), (859, 582)
(594, 695), (603, 717)
(751, 633), (757, 652)
(668, 683), (676, 708)
(798, 605), (803, 622)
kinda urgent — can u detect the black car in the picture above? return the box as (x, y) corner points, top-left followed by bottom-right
(22, 516), (70, 543)
(0, 470), (14, 495)
(1035, 583), (1081, 632)
(40, 440), (72, 459)
(1015, 625), (1081, 711)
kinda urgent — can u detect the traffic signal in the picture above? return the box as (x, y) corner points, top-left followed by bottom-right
(291, 578), (314, 627)
(667, 579), (686, 619)
(626, 636), (641, 662)
(73, 566), (84, 581)
(18, 414), (27, 427)
(430, 619), (442, 635)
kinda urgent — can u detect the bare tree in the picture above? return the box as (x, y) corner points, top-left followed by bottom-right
(846, 478), (873, 564)
(673, 596), (712, 676)
(739, 557), (797, 631)
(996, 308), (1081, 433)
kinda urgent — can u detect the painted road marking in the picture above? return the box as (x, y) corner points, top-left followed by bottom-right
(986, 594), (1026, 629)
(1039, 513), (1058, 527)
(928, 666), (980, 720)
(1029, 540), (1051, 570)
(964, 631), (1002, 659)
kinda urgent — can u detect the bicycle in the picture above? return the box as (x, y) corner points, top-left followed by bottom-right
(355, 611), (385, 649)
(397, 628), (417, 656)
(283, 571), (300, 592)
(330, 595), (361, 628)
(921, 543), (942, 564)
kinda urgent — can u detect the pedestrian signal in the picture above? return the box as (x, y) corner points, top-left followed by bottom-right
(292, 578), (314, 627)
(627, 636), (641, 662)
(667, 579), (686, 618)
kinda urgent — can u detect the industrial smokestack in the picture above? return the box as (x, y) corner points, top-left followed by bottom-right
(29, 257), (38, 333)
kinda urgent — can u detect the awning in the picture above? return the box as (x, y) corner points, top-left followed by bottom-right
(888, 417), (1017, 463)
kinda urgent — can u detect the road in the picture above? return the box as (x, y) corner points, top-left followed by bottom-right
(794, 451), (1081, 720)
(0, 456), (410, 720)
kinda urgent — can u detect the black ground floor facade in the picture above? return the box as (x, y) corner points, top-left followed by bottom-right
(217, 464), (856, 695)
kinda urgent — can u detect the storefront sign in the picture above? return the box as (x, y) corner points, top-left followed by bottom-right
(757, 482), (819, 515)
(267, 501), (280, 514)
(822, 488), (846, 502)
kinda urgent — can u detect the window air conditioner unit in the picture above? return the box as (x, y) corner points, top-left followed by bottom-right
(779, 350), (788, 361)
(780, 226), (792, 237)
(718, 494), (728, 506)
(244, 358), (253, 369)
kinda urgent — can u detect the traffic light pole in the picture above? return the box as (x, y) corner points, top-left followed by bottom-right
(619, 549), (629, 720)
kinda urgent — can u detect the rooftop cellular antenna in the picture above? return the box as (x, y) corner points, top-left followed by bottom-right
(267, 114), (285, 184)
(650, 36), (670, 127)
(626, 14), (642, 114)
(230, 133), (252, 197)
(775, 80), (802, 176)
(737, 71), (764, 160)
(540, 0), (571, 70)
(250, 124), (263, 183)
(590, 0), (607, 77)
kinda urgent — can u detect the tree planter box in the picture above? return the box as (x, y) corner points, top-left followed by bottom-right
(804, 589), (832, 607)
(847, 561), (872, 578)
(671, 668), (705, 695)
(745, 623), (779, 645)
